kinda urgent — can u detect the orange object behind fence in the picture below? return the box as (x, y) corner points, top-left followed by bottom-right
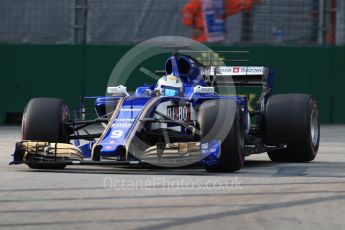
(181, 0), (258, 42)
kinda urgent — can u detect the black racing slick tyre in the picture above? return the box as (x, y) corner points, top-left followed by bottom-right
(265, 94), (320, 162)
(198, 100), (245, 173)
(22, 98), (70, 169)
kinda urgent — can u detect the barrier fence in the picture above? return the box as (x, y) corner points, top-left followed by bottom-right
(0, 0), (344, 45)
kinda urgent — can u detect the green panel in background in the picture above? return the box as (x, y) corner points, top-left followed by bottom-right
(83, 45), (172, 95)
(0, 44), (83, 123)
(0, 44), (344, 124)
(331, 47), (345, 123)
(83, 45), (133, 96)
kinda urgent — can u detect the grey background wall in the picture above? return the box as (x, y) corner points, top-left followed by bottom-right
(1, 0), (343, 45)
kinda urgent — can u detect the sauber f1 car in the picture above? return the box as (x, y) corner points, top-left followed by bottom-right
(11, 49), (320, 172)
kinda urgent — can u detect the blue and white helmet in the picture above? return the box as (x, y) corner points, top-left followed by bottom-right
(155, 75), (183, 96)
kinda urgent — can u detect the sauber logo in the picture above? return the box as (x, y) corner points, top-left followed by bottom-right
(167, 103), (191, 121)
(240, 67), (265, 74)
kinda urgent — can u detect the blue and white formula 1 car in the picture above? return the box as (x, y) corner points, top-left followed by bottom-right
(11, 50), (320, 172)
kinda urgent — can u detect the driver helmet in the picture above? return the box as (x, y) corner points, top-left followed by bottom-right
(155, 75), (183, 96)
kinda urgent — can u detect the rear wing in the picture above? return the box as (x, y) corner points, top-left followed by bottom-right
(201, 66), (272, 88)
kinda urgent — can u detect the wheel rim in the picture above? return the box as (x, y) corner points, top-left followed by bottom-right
(310, 110), (319, 146)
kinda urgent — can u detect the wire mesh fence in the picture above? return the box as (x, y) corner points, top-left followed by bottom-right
(336, 0), (345, 45)
(0, 0), (74, 43)
(244, 0), (319, 44)
(0, 0), (343, 45)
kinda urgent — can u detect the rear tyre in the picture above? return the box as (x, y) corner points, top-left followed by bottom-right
(265, 94), (319, 162)
(198, 100), (244, 172)
(22, 98), (70, 169)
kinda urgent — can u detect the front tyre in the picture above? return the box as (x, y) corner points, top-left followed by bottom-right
(265, 94), (320, 162)
(198, 100), (245, 172)
(22, 98), (70, 169)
